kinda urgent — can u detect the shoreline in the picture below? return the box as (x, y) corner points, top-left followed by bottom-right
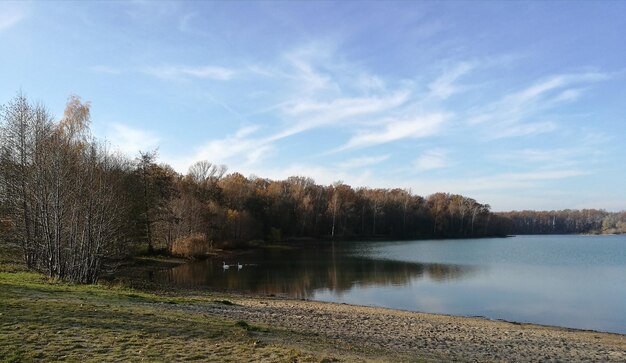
(166, 281), (626, 337)
(115, 264), (626, 361)
(183, 287), (626, 337)
(2, 268), (626, 362)
(105, 246), (626, 361)
(173, 291), (626, 362)
(115, 251), (626, 338)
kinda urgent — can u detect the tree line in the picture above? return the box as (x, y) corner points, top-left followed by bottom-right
(0, 94), (508, 281)
(496, 209), (626, 235)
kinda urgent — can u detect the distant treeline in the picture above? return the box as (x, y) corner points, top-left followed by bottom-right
(0, 94), (507, 281)
(496, 210), (626, 235)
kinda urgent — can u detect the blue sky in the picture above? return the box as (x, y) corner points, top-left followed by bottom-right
(1, 1), (625, 211)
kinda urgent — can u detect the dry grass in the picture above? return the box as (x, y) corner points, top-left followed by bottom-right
(170, 233), (212, 259)
(0, 271), (338, 362)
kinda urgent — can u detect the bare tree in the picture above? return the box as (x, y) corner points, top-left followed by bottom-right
(1, 94), (128, 282)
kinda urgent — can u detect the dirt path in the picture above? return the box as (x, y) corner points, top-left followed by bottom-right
(167, 296), (626, 362)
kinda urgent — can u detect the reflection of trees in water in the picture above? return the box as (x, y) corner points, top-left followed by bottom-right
(154, 246), (477, 299)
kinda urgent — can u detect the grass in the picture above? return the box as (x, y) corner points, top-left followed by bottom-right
(0, 242), (395, 362)
(0, 243), (27, 274)
(0, 270), (330, 362)
(235, 320), (269, 332)
(0, 243), (336, 362)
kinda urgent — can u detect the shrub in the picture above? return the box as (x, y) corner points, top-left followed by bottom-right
(170, 233), (211, 258)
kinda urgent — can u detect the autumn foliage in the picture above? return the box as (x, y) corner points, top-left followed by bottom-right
(1, 94), (623, 281)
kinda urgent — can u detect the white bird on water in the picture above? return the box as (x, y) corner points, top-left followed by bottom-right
(222, 261), (230, 269)
(237, 262), (243, 270)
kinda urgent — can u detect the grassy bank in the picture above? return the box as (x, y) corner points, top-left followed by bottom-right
(0, 241), (391, 363)
(0, 271), (353, 362)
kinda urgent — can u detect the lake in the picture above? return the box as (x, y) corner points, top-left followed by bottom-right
(148, 234), (626, 334)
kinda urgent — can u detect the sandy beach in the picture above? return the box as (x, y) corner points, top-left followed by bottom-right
(170, 294), (626, 362)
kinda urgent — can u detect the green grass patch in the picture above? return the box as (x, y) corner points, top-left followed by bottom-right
(0, 242), (27, 273)
(0, 271), (320, 362)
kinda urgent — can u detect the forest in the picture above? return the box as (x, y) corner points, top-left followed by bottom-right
(0, 94), (623, 282)
(496, 209), (626, 235)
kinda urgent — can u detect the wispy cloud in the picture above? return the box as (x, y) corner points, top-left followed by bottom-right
(510, 73), (607, 105)
(275, 91), (410, 140)
(143, 65), (236, 81)
(0, 6), (26, 32)
(185, 125), (274, 170)
(489, 136), (609, 172)
(133, 42), (613, 212)
(339, 113), (449, 151)
(552, 88), (584, 103)
(456, 169), (589, 195)
(433, 169), (588, 194)
(104, 123), (160, 156)
(183, 90), (411, 172)
(428, 62), (474, 99)
(414, 149), (449, 172)
(467, 71), (610, 139)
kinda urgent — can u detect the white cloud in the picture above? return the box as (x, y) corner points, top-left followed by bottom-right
(162, 43), (456, 165)
(117, 42), (616, 210)
(336, 155), (390, 169)
(339, 113), (448, 151)
(282, 42), (339, 94)
(180, 125), (274, 172)
(428, 62), (474, 99)
(425, 169), (588, 194)
(143, 65), (235, 81)
(553, 88), (584, 103)
(274, 91), (410, 140)
(284, 92), (406, 116)
(512, 73), (606, 105)
(474, 72), (608, 125)
(414, 149), (449, 172)
(104, 123), (160, 156)
(466, 71), (610, 140)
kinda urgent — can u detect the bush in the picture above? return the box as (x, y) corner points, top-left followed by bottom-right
(170, 233), (212, 258)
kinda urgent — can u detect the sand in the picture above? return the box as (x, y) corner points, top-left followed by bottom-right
(167, 295), (626, 362)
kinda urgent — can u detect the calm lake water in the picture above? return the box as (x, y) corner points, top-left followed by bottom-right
(150, 235), (626, 334)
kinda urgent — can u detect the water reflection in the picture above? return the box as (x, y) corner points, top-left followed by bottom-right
(120, 236), (626, 334)
(151, 244), (477, 299)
